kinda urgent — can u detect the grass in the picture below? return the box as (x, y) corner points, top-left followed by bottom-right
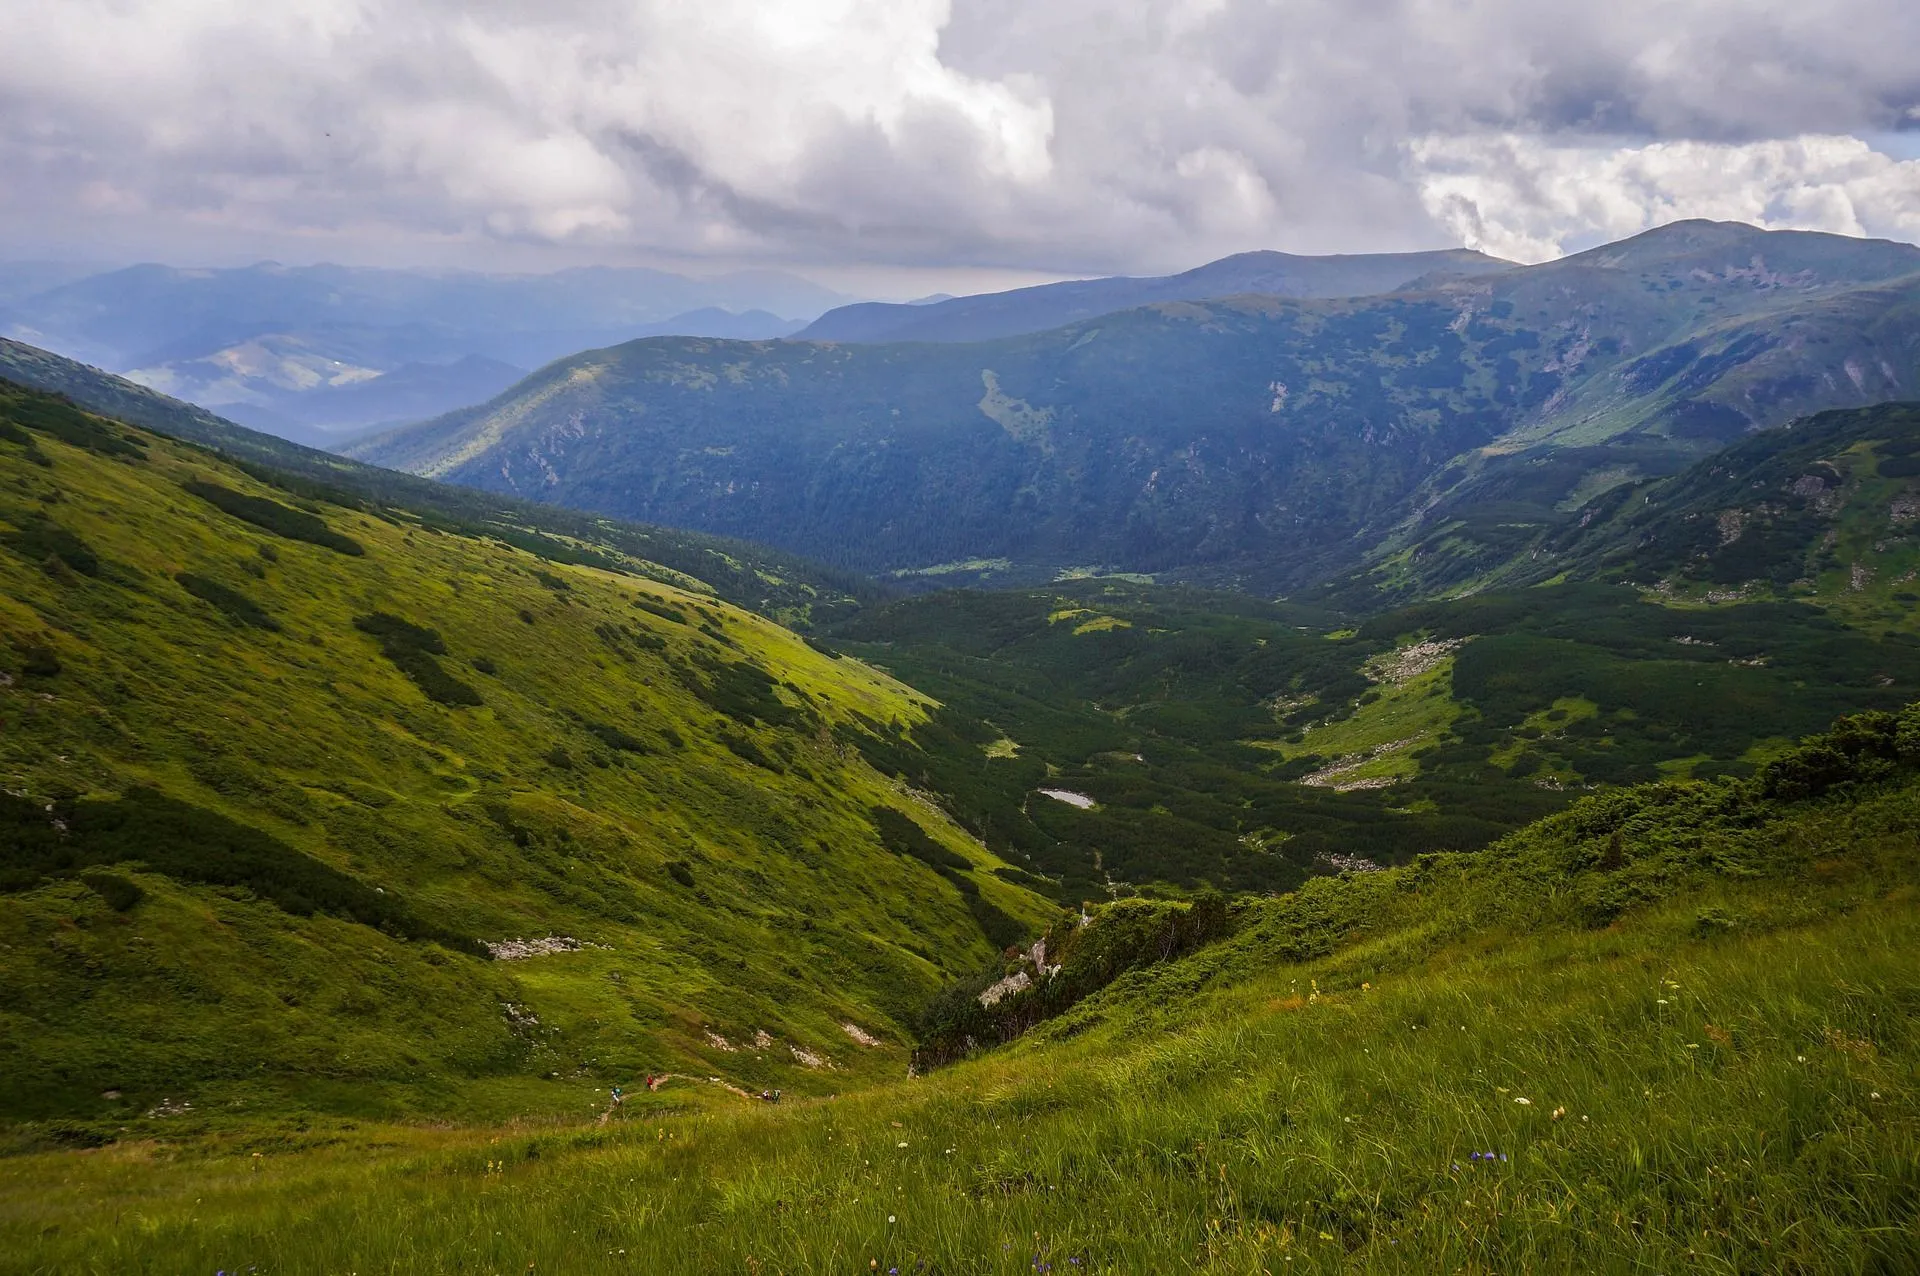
(0, 383), (1053, 1129)
(6, 381), (1920, 1270)
(3, 731), (1916, 1273)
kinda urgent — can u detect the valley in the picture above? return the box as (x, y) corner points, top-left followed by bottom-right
(2, 229), (1919, 1273)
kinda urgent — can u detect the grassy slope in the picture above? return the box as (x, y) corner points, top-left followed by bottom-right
(0, 342), (879, 627)
(3, 712), (1914, 1273)
(1343, 401), (1920, 615)
(0, 384), (1051, 1131)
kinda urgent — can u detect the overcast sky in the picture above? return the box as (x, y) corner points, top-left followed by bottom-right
(3, 0), (1918, 292)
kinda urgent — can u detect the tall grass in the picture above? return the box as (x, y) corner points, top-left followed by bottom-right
(5, 879), (1913, 1273)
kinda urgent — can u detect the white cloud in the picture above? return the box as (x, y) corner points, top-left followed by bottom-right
(0, 0), (1916, 271)
(1409, 133), (1920, 263)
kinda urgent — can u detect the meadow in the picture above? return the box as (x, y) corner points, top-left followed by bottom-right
(4, 707), (1916, 1273)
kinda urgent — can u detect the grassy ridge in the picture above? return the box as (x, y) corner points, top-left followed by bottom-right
(0, 343), (881, 626)
(0, 381), (1051, 1130)
(3, 709), (1914, 1272)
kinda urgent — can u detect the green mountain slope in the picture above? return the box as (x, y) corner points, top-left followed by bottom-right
(7, 705), (1916, 1272)
(1347, 400), (1920, 612)
(350, 222), (1920, 591)
(0, 381), (1051, 1129)
(0, 337), (878, 626)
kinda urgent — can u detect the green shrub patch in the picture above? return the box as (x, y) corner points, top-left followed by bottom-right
(182, 480), (364, 556)
(175, 573), (279, 630)
(353, 612), (483, 707)
(2, 515), (100, 577)
(0, 788), (480, 953)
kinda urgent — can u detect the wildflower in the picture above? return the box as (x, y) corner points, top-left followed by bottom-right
(897, 1141), (909, 1149)
(1551, 1107), (1566, 1121)
(1514, 1097), (1531, 1106)
(1685, 1043), (1700, 1050)
(1656, 999), (1668, 1005)
(888, 1216), (896, 1224)
(1797, 1055), (1808, 1063)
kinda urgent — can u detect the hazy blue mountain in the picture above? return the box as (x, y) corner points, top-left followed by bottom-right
(349, 222), (1920, 594)
(796, 248), (1514, 343)
(0, 261), (846, 442)
(0, 260), (114, 308)
(209, 355), (529, 445)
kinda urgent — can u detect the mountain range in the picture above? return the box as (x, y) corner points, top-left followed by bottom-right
(349, 221), (1920, 592)
(794, 247), (1513, 343)
(0, 262), (845, 445)
(4, 302), (1920, 1269)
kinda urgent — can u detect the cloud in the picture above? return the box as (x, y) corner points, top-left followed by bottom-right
(1, 0), (1916, 272)
(1409, 134), (1920, 263)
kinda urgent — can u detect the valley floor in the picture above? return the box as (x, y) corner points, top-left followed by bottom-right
(5, 859), (1914, 1274)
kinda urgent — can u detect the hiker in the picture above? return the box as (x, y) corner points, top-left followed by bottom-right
(610, 1085), (624, 1112)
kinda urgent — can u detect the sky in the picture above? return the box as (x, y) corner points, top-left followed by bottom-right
(2, 0), (1918, 294)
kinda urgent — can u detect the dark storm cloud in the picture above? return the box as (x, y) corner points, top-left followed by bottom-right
(1, 0), (1916, 274)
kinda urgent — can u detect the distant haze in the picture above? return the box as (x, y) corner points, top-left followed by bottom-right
(1, 2), (1917, 289)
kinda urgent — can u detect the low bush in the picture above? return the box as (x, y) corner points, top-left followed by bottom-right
(353, 613), (482, 707)
(175, 573), (279, 630)
(0, 788), (481, 954)
(182, 480), (363, 555)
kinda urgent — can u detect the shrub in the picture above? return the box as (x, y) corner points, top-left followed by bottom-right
(684, 654), (805, 727)
(353, 613), (482, 707)
(176, 573), (279, 630)
(913, 892), (1234, 1071)
(0, 789), (480, 953)
(1, 393), (145, 458)
(19, 644), (60, 679)
(870, 806), (971, 872)
(79, 870), (144, 912)
(181, 480), (363, 555)
(2, 516), (99, 577)
(583, 722), (648, 753)
(633, 597), (688, 624)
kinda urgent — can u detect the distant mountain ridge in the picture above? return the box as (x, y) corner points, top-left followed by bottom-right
(798, 247), (1514, 343)
(0, 261), (843, 443)
(349, 222), (1920, 594)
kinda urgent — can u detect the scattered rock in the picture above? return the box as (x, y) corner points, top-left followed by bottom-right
(485, 935), (606, 960)
(1368, 638), (1465, 685)
(840, 1022), (882, 1048)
